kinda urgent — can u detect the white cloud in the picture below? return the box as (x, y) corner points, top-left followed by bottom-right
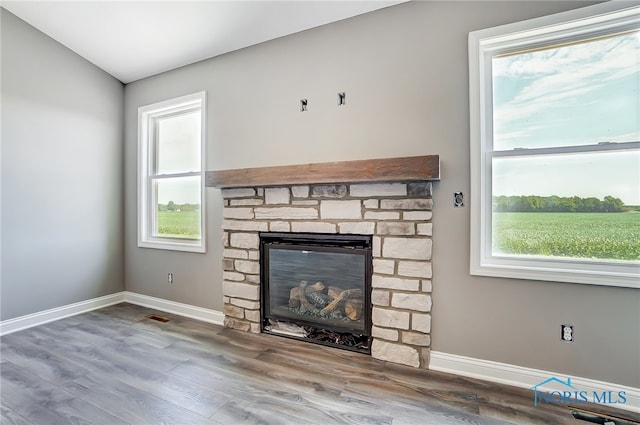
(493, 32), (639, 138)
(494, 34), (637, 78)
(494, 85), (596, 128)
(493, 124), (545, 147)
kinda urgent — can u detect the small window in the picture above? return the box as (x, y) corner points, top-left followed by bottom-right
(138, 92), (206, 252)
(469, 3), (639, 287)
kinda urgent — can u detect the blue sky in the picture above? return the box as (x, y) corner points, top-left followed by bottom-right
(492, 31), (640, 204)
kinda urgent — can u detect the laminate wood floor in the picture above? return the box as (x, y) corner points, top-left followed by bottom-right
(1, 303), (637, 425)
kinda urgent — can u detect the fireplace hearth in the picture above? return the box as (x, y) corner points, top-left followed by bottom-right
(260, 232), (372, 353)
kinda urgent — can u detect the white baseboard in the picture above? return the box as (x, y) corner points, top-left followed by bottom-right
(0, 291), (225, 336)
(0, 292), (126, 336)
(122, 291), (224, 325)
(430, 351), (640, 414)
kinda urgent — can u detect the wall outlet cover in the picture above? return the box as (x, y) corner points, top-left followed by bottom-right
(561, 324), (573, 342)
(454, 192), (464, 207)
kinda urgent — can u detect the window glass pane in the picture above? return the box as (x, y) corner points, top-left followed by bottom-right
(156, 110), (201, 174)
(153, 176), (201, 239)
(491, 151), (640, 261)
(492, 31), (640, 151)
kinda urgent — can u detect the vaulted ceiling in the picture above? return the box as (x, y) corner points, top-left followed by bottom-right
(3, 1), (406, 83)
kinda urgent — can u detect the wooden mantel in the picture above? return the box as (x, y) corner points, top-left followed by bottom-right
(206, 155), (439, 188)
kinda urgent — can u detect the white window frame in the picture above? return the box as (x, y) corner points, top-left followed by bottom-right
(469, 3), (639, 288)
(138, 92), (207, 253)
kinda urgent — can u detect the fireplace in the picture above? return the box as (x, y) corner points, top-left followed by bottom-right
(260, 232), (372, 353)
(207, 155), (439, 369)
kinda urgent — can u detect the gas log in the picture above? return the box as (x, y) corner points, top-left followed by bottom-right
(344, 299), (363, 321)
(287, 282), (364, 321)
(297, 281), (317, 312)
(288, 281), (326, 308)
(321, 288), (362, 314)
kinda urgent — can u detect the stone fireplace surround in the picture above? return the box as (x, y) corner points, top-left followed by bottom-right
(207, 156), (439, 369)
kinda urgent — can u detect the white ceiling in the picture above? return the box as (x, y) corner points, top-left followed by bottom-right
(2, 1), (406, 83)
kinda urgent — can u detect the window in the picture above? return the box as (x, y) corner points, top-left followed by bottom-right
(469, 3), (639, 287)
(138, 92), (206, 252)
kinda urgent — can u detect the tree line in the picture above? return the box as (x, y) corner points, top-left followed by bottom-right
(158, 201), (201, 212)
(493, 195), (627, 213)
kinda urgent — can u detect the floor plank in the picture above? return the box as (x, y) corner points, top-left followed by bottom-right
(0, 361), (128, 425)
(0, 403), (36, 425)
(15, 325), (232, 419)
(63, 372), (218, 425)
(1, 302), (638, 425)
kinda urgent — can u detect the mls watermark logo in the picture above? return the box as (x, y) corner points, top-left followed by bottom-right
(531, 377), (627, 407)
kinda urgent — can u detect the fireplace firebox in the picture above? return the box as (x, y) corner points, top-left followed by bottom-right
(260, 232), (372, 354)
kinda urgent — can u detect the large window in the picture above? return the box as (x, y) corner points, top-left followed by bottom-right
(138, 92), (206, 252)
(469, 3), (639, 287)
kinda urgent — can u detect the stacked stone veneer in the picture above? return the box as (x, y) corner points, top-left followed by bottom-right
(221, 182), (433, 368)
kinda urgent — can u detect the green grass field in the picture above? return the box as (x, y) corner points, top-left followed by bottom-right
(157, 210), (200, 239)
(156, 210), (639, 260)
(493, 212), (640, 261)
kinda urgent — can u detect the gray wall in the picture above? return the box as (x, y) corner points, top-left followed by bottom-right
(123, 1), (640, 387)
(1, 9), (124, 320)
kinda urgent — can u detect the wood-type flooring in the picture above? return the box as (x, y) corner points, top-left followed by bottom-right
(1, 303), (637, 425)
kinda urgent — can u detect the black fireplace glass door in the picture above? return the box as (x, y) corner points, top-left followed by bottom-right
(264, 244), (369, 333)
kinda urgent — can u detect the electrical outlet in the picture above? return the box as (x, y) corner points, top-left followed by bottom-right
(168, 272), (174, 284)
(454, 192), (464, 207)
(561, 324), (573, 343)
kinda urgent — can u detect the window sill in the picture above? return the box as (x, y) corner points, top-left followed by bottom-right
(138, 239), (206, 254)
(471, 257), (640, 289)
